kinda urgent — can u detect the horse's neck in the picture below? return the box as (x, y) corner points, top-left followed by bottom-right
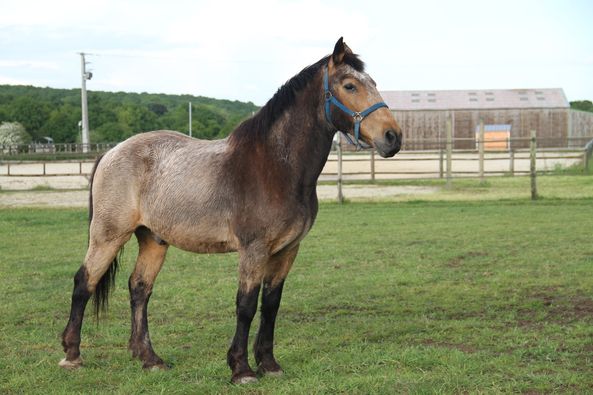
(269, 103), (333, 187)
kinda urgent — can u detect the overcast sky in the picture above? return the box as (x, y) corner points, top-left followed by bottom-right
(1, 0), (592, 105)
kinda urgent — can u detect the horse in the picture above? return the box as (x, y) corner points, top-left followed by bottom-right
(59, 37), (402, 384)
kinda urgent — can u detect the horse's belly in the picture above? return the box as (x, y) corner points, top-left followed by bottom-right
(148, 220), (238, 254)
(175, 239), (236, 254)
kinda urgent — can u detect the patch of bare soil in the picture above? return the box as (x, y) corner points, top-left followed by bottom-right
(0, 190), (88, 208)
(0, 184), (439, 208)
(517, 288), (593, 326)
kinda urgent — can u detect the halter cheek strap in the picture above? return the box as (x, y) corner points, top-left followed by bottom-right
(323, 65), (388, 149)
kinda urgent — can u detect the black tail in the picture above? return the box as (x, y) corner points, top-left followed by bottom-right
(87, 153), (121, 319)
(93, 251), (120, 319)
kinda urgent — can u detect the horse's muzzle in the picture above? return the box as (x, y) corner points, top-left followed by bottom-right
(374, 129), (402, 158)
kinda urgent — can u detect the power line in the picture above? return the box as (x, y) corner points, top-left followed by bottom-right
(85, 51), (282, 64)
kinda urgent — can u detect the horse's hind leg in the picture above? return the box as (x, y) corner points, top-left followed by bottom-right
(60, 235), (130, 368)
(128, 226), (168, 370)
(59, 266), (92, 368)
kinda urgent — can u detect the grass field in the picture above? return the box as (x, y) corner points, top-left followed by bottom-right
(1, 192), (593, 393)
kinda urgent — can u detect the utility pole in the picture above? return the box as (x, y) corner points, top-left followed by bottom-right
(188, 102), (192, 137)
(79, 53), (92, 153)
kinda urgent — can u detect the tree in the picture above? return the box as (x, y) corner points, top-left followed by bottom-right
(42, 105), (81, 143)
(93, 121), (127, 143)
(0, 122), (32, 145)
(570, 100), (593, 113)
(0, 85), (259, 144)
(148, 103), (168, 116)
(8, 96), (50, 141)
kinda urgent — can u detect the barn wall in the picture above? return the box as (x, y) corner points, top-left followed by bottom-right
(393, 108), (571, 150)
(570, 110), (593, 146)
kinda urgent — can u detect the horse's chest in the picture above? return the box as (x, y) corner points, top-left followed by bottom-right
(268, 209), (314, 255)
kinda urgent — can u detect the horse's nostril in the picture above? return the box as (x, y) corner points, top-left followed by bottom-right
(385, 129), (397, 145)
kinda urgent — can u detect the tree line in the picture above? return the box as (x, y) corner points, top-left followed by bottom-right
(570, 100), (593, 113)
(1, 84), (590, 146)
(0, 85), (259, 144)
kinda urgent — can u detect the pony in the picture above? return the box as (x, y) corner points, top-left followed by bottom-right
(60, 37), (402, 384)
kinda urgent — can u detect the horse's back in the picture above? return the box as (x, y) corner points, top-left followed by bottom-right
(90, 131), (234, 248)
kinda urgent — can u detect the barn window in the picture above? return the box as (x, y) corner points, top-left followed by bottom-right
(428, 99), (436, 102)
(537, 97), (546, 101)
(469, 98), (478, 102)
(412, 99), (420, 103)
(519, 97), (528, 101)
(411, 93), (420, 97)
(486, 98), (495, 102)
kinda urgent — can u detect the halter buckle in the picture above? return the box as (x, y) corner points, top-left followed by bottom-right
(353, 112), (363, 122)
(324, 91), (332, 100)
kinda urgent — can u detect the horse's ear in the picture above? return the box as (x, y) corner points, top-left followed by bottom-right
(331, 37), (352, 66)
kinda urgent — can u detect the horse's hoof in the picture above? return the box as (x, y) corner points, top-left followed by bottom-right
(58, 357), (83, 369)
(257, 366), (284, 377)
(143, 363), (170, 371)
(231, 373), (258, 385)
(263, 369), (284, 377)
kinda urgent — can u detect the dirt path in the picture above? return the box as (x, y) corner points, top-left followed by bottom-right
(0, 184), (439, 208)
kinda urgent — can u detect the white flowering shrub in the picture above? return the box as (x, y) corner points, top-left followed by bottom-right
(0, 122), (31, 145)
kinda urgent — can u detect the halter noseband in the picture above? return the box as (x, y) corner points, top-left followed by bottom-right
(323, 65), (388, 149)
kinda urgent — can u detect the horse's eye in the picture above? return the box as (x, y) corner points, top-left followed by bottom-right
(344, 83), (356, 92)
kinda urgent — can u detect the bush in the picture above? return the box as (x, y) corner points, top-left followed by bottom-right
(0, 122), (32, 145)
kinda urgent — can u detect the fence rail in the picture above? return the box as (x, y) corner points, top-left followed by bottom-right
(0, 143), (115, 160)
(1, 137), (592, 181)
(324, 135), (592, 181)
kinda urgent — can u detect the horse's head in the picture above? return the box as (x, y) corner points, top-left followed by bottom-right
(325, 38), (402, 158)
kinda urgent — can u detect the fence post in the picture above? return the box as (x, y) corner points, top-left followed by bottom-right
(446, 117), (452, 188)
(337, 133), (344, 204)
(478, 119), (485, 184)
(530, 130), (538, 200)
(370, 149), (375, 182)
(439, 149), (444, 178)
(585, 139), (593, 173)
(509, 149), (514, 176)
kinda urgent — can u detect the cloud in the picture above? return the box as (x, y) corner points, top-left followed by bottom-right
(0, 60), (60, 70)
(0, 75), (31, 85)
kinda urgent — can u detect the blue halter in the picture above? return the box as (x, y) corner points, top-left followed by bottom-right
(323, 65), (388, 149)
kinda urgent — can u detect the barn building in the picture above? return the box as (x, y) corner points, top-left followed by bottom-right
(380, 88), (593, 150)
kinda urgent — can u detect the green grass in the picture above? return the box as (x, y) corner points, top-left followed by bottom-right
(336, 174), (593, 202)
(1, 198), (593, 393)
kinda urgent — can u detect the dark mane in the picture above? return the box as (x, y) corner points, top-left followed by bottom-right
(229, 52), (364, 146)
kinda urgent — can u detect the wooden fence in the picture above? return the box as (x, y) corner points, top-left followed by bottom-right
(1, 136), (591, 183)
(323, 136), (591, 182)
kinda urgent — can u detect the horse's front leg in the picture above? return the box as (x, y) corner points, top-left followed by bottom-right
(254, 280), (285, 375)
(254, 244), (299, 376)
(227, 281), (261, 384)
